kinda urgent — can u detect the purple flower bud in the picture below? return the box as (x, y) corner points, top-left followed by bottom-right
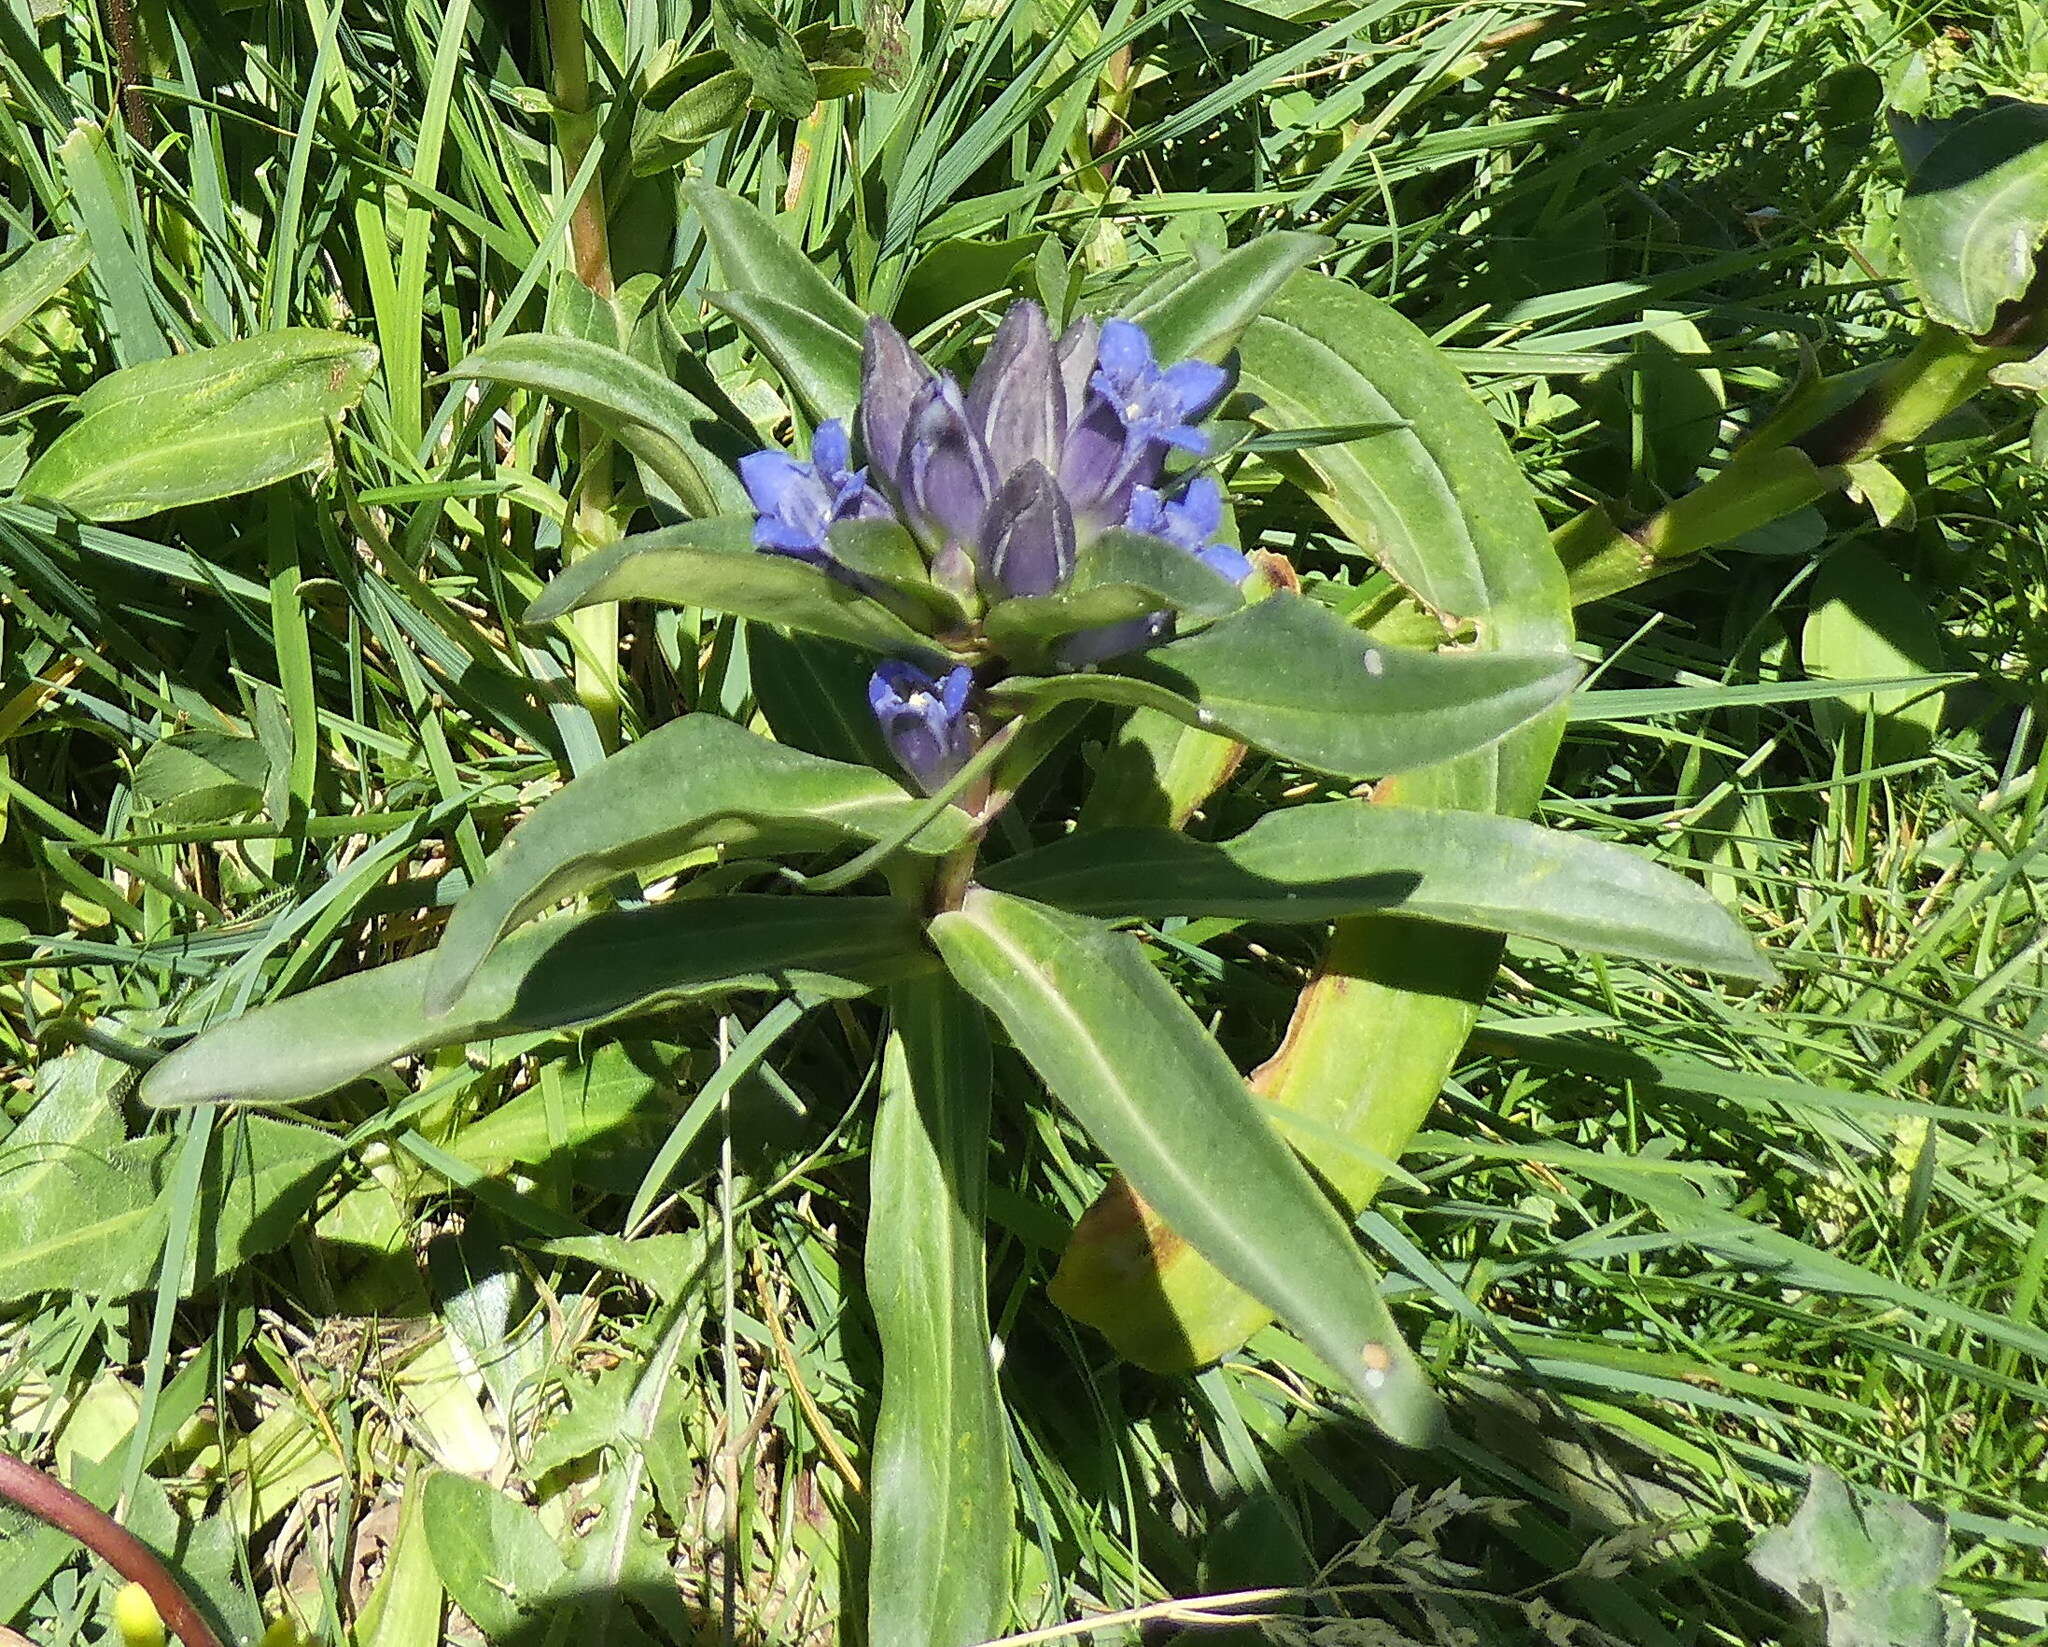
(859, 317), (938, 489)
(1057, 612), (1174, 669)
(1054, 315), (1100, 428)
(981, 461), (1077, 598)
(967, 300), (1064, 480)
(1125, 476), (1253, 584)
(739, 419), (889, 567)
(869, 660), (975, 793)
(899, 374), (997, 553)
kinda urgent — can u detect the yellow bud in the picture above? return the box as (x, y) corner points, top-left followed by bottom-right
(113, 1583), (166, 1647)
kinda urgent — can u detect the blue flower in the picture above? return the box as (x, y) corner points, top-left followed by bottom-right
(739, 419), (888, 567)
(1060, 319), (1230, 524)
(868, 660), (975, 793)
(1125, 477), (1253, 584)
(1092, 320), (1229, 458)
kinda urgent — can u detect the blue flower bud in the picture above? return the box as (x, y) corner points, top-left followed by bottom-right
(1125, 476), (1253, 584)
(899, 374), (997, 554)
(739, 418), (889, 568)
(858, 317), (936, 490)
(981, 460), (1077, 598)
(966, 299), (1064, 481)
(868, 660), (975, 793)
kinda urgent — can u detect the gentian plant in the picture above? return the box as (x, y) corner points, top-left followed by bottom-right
(143, 186), (1780, 1645)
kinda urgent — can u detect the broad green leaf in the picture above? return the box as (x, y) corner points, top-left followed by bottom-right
(1125, 232), (1327, 364)
(141, 894), (929, 1107)
(828, 517), (965, 630)
(528, 517), (941, 658)
(22, 328), (377, 520)
(1750, 1468), (1970, 1647)
(633, 66), (754, 172)
(132, 728), (270, 825)
(986, 802), (1773, 980)
(748, 627), (896, 769)
(991, 595), (1578, 780)
(1896, 100), (2048, 334)
(930, 889), (1441, 1445)
(1059, 271), (1575, 1370)
(708, 289), (865, 423)
(352, 1478), (444, 1647)
(1071, 526), (1246, 621)
(896, 232), (1045, 335)
(0, 232), (88, 343)
(0, 1116), (342, 1300)
(421, 1473), (573, 1640)
(867, 974), (1012, 1647)
(684, 180), (868, 340)
(711, 0), (817, 117)
(981, 585), (1167, 658)
(447, 333), (748, 518)
(1801, 545), (1948, 759)
(423, 715), (964, 1013)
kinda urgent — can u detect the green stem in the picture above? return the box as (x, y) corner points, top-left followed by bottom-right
(1554, 323), (2031, 605)
(546, 0), (622, 747)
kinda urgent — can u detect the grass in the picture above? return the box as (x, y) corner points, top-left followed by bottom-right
(2, 0), (2046, 1643)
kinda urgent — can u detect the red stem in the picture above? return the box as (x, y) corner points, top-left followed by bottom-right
(0, 1453), (223, 1647)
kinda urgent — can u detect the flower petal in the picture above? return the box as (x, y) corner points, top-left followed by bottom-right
(968, 300), (1064, 481)
(860, 318), (937, 491)
(1161, 357), (1230, 422)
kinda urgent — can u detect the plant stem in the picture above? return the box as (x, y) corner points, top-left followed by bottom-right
(0, 1453), (222, 1647)
(545, 0), (622, 747)
(1553, 323), (2033, 604)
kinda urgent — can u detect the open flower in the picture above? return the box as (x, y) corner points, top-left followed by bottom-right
(739, 419), (889, 568)
(868, 660), (975, 793)
(1125, 477), (1253, 584)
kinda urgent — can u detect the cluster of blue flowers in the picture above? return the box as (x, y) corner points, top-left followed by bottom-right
(740, 302), (1250, 795)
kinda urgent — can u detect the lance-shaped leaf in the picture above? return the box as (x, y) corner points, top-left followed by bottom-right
(142, 895), (928, 1108)
(21, 328), (377, 520)
(528, 516), (944, 658)
(686, 181), (866, 418)
(986, 802), (1773, 980)
(866, 974), (1012, 1647)
(989, 594), (1578, 781)
(447, 333), (749, 519)
(0, 232), (88, 344)
(929, 889), (1441, 1445)
(711, 0), (816, 118)
(1057, 271), (1576, 1371)
(708, 289), (865, 424)
(1897, 100), (2048, 335)
(423, 716), (968, 1015)
(1124, 231), (1328, 364)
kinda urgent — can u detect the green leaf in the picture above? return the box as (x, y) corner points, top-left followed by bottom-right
(1072, 527), (1246, 622)
(1058, 270), (1575, 1371)
(711, 0), (817, 118)
(1801, 544), (1948, 759)
(929, 889), (1441, 1445)
(1897, 99), (2048, 334)
(0, 232), (88, 344)
(896, 232), (1045, 336)
(866, 974), (1012, 1647)
(0, 1116), (342, 1301)
(132, 728), (271, 825)
(421, 1473), (573, 1640)
(447, 333), (749, 519)
(1125, 232), (1327, 363)
(423, 714), (964, 1013)
(986, 802), (1773, 980)
(21, 328), (378, 520)
(528, 517), (941, 658)
(141, 894), (929, 1107)
(707, 289), (865, 423)
(991, 594), (1578, 780)
(827, 517), (965, 629)
(1750, 1468), (1971, 1647)
(632, 67), (754, 173)
(684, 180), (867, 341)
